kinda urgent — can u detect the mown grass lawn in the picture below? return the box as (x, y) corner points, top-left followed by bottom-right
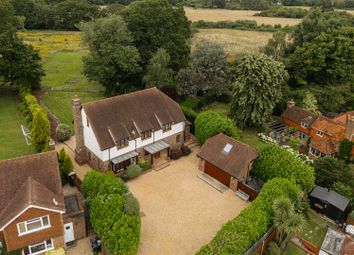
(42, 91), (104, 130)
(0, 96), (35, 160)
(282, 243), (306, 255)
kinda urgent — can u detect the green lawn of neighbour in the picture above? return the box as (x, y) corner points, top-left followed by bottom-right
(0, 96), (35, 160)
(282, 243), (306, 255)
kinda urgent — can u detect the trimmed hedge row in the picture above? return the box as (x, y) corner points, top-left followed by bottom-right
(197, 178), (300, 255)
(252, 144), (315, 192)
(83, 171), (140, 255)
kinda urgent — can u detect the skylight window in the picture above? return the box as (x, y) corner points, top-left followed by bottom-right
(223, 143), (233, 154)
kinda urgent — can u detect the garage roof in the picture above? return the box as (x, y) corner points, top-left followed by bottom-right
(197, 133), (258, 181)
(309, 186), (349, 211)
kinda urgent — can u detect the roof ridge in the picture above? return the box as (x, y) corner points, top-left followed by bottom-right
(0, 151), (56, 165)
(82, 87), (158, 107)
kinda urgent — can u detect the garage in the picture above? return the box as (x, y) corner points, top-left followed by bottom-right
(204, 161), (231, 186)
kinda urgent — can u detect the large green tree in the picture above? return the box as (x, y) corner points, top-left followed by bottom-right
(143, 48), (173, 88)
(123, 0), (191, 71)
(262, 31), (287, 62)
(177, 41), (228, 97)
(81, 15), (141, 95)
(0, 0), (44, 91)
(229, 53), (288, 128)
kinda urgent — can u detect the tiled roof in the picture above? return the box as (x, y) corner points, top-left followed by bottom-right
(281, 106), (318, 126)
(310, 140), (338, 155)
(197, 133), (258, 181)
(0, 152), (65, 229)
(311, 116), (346, 139)
(83, 88), (186, 150)
(333, 111), (354, 125)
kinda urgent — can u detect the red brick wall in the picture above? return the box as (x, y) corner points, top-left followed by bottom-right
(3, 207), (64, 251)
(309, 129), (333, 142)
(282, 118), (311, 135)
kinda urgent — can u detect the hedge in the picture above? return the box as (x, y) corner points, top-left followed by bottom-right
(252, 144), (315, 192)
(83, 171), (140, 255)
(197, 178), (300, 255)
(126, 164), (142, 179)
(195, 110), (239, 145)
(254, 7), (309, 18)
(181, 105), (198, 134)
(192, 20), (281, 32)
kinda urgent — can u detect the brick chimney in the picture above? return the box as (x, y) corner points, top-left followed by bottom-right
(346, 113), (354, 141)
(72, 96), (87, 164)
(287, 99), (295, 109)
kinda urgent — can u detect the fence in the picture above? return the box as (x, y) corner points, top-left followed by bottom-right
(238, 181), (259, 201)
(244, 226), (276, 255)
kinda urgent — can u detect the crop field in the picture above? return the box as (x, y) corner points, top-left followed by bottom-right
(184, 7), (302, 26)
(193, 29), (273, 55)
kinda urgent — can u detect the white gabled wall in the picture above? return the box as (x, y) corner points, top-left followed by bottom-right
(83, 113), (185, 162)
(82, 110), (103, 159)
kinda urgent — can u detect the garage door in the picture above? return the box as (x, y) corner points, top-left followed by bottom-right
(204, 161), (231, 187)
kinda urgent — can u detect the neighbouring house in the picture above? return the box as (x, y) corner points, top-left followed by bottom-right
(281, 100), (354, 158)
(197, 133), (259, 200)
(309, 186), (352, 224)
(319, 228), (354, 255)
(73, 87), (190, 173)
(0, 152), (66, 255)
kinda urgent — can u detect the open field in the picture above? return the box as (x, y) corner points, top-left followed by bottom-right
(0, 95), (35, 160)
(193, 29), (273, 54)
(185, 7), (302, 26)
(19, 30), (82, 58)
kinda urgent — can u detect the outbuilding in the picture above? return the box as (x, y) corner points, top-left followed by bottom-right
(197, 133), (258, 200)
(309, 186), (352, 224)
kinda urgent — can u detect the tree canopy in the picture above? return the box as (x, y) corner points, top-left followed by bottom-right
(177, 41), (228, 97)
(229, 53), (288, 128)
(123, 0), (191, 71)
(195, 110), (239, 145)
(252, 144), (315, 192)
(81, 15), (141, 95)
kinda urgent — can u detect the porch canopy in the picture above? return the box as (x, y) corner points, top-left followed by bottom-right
(144, 140), (170, 154)
(111, 151), (138, 165)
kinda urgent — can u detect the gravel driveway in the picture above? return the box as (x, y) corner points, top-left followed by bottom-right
(128, 148), (248, 255)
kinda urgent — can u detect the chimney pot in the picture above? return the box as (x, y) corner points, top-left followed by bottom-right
(287, 99), (295, 108)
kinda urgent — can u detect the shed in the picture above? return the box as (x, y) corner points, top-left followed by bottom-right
(197, 133), (258, 199)
(309, 186), (351, 224)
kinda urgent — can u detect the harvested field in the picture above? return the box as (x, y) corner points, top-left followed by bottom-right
(193, 29), (273, 54)
(185, 7), (302, 26)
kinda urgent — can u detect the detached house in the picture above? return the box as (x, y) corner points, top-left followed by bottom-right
(0, 152), (65, 255)
(281, 100), (354, 158)
(73, 87), (190, 172)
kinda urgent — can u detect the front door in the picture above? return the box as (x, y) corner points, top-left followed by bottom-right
(64, 222), (75, 244)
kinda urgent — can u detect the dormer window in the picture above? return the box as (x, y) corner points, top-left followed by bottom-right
(316, 130), (324, 137)
(141, 130), (152, 140)
(117, 138), (129, 149)
(300, 122), (308, 128)
(162, 123), (172, 132)
(86, 118), (89, 127)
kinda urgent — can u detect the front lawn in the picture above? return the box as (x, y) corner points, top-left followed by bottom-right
(0, 95), (35, 160)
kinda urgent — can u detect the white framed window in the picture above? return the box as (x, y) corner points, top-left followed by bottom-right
(299, 132), (307, 140)
(309, 147), (323, 157)
(22, 239), (53, 255)
(300, 122), (308, 128)
(162, 123), (172, 132)
(17, 215), (50, 236)
(316, 130), (324, 137)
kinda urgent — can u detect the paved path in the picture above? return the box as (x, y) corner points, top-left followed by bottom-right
(55, 136), (91, 181)
(128, 148), (248, 255)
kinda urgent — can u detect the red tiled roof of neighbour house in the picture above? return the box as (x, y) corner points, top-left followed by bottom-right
(310, 140), (338, 155)
(311, 116), (347, 139)
(281, 106), (318, 126)
(0, 151), (65, 230)
(83, 87), (186, 150)
(197, 133), (258, 182)
(341, 235), (354, 255)
(333, 111), (354, 125)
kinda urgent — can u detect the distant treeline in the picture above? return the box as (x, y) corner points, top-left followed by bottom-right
(255, 7), (309, 18)
(192, 20), (293, 32)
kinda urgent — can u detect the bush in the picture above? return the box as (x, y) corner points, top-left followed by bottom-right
(181, 97), (203, 110)
(195, 110), (239, 145)
(339, 139), (354, 163)
(255, 7), (309, 18)
(56, 123), (72, 142)
(181, 106), (198, 133)
(126, 164), (142, 179)
(197, 178), (300, 255)
(138, 157), (151, 171)
(192, 20), (279, 32)
(123, 193), (140, 216)
(181, 145), (191, 156)
(170, 148), (182, 160)
(83, 172), (140, 255)
(252, 144), (315, 192)
(57, 148), (74, 185)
